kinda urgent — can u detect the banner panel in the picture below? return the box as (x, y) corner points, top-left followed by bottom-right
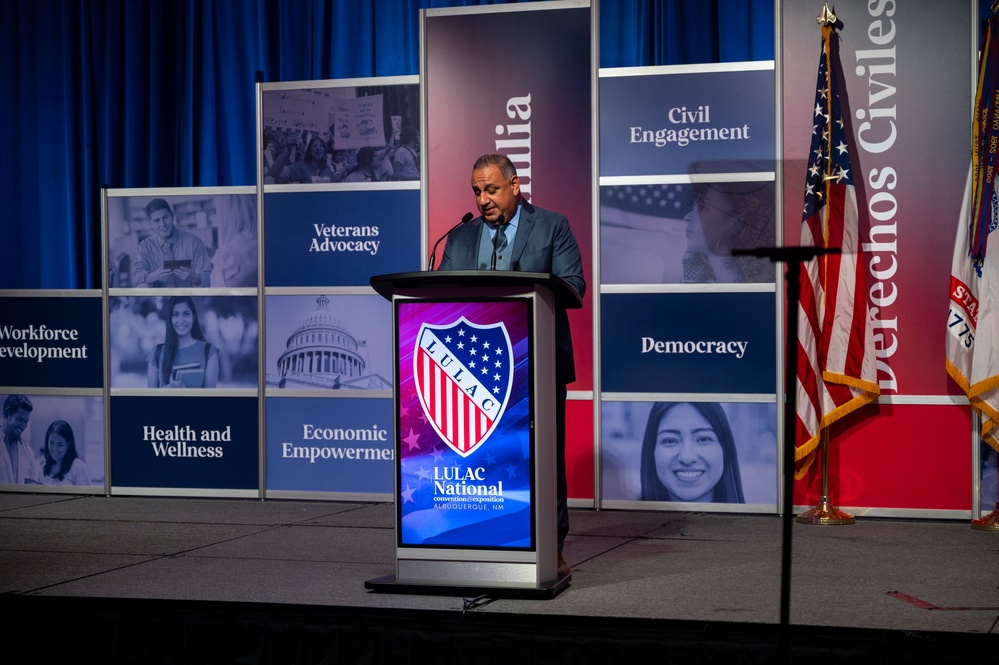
(0, 295), (103, 388)
(566, 397), (594, 502)
(0, 393), (105, 488)
(424, 4), (593, 392)
(259, 78), (421, 499)
(107, 191), (257, 289)
(602, 400), (777, 506)
(601, 292), (776, 394)
(600, 66), (775, 177)
(109, 295), (258, 390)
(263, 189), (420, 287)
(110, 395), (258, 491)
(395, 298), (534, 549)
(264, 294), (392, 390)
(265, 396), (393, 494)
(600, 181), (776, 285)
(794, 403), (971, 512)
(782, 0), (972, 396)
(597, 58), (779, 509)
(261, 82), (420, 184)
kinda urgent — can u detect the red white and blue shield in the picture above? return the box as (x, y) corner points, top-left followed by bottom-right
(414, 316), (514, 457)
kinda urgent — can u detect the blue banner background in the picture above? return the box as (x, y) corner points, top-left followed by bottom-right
(110, 395), (258, 490)
(265, 396), (394, 494)
(264, 189), (420, 286)
(601, 292), (776, 394)
(0, 296), (104, 388)
(600, 68), (775, 177)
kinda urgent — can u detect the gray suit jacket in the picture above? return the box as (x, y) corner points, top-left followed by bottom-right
(439, 200), (585, 384)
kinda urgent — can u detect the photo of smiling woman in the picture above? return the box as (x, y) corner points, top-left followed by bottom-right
(147, 296), (219, 389)
(40, 420), (91, 486)
(640, 402), (745, 504)
(602, 401), (776, 507)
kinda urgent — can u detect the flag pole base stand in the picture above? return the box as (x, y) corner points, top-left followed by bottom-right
(796, 498), (855, 525)
(971, 503), (999, 532)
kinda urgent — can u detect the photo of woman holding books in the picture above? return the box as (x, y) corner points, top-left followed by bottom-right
(147, 296), (219, 388)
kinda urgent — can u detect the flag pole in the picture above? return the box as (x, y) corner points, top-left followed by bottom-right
(791, 1), (858, 528)
(973, 414), (999, 530)
(968, 6), (999, 534)
(795, 428), (855, 524)
(949, 6), (999, 532)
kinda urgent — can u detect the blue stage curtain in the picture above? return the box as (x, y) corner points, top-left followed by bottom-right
(0, 0), (779, 289)
(599, 0), (774, 67)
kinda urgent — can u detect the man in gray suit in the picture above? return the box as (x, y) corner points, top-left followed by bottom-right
(440, 153), (585, 576)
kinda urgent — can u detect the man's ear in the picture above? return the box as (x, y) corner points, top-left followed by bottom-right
(511, 174), (521, 197)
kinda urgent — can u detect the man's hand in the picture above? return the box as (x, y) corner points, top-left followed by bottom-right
(172, 266), (201, 286)
(146, 267), (174, 284)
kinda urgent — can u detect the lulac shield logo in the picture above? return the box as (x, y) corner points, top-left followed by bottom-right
(414, 317), (514, 457)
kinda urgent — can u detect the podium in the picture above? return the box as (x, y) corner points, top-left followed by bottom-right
(365, 271), (582, 598)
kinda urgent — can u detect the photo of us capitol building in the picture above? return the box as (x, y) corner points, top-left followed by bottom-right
(268, 295), (391, 390)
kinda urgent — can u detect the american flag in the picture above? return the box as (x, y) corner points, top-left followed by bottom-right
(795, 23), (880, 477)
(414, 317), (513, 457)
(946, 17), (999, 457)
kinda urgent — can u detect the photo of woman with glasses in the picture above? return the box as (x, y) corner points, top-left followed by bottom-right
(681, 183), (747, 283)
(599, 180), (775, 285)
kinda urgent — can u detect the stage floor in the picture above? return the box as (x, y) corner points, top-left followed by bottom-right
(2, 493), (997, 661)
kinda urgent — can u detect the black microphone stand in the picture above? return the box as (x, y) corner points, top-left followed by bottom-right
(732, 244), (840, 664)
(428, 212), (473, 270)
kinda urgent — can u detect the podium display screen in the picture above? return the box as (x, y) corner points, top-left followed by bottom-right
(395, 298), (535, 550)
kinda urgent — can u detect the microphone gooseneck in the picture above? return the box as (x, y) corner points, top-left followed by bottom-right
(428, 212), (474, 270)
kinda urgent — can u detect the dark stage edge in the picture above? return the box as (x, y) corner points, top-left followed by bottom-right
(363, 572), (571, 599)
(6, 594), (997, 665)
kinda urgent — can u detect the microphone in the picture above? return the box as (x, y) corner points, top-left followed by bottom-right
(489, 214), (506, 270)
(428, 212), (474, 270)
